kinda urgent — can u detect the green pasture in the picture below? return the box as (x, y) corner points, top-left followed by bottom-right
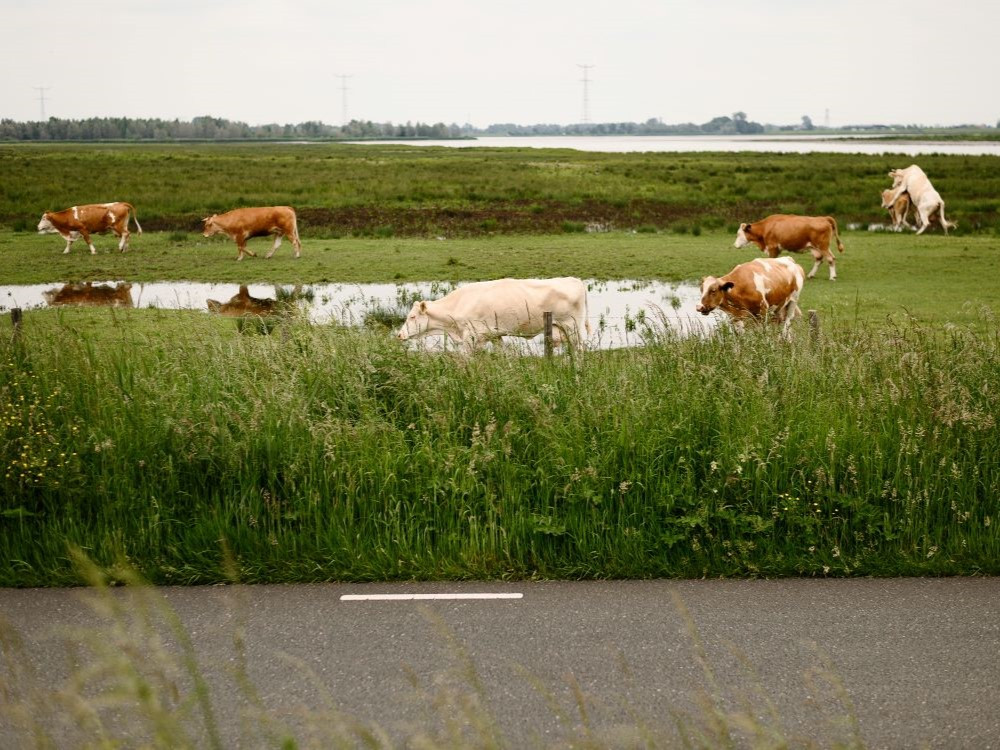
(2, 142), (999, 235)
(1, 143), (999, 586)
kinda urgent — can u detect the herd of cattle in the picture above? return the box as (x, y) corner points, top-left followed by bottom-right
(35, 164), (951, 346)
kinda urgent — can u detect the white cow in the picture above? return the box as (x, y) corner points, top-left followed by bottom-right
(883, 164), (956, 235)
(396, 277), (590, 351)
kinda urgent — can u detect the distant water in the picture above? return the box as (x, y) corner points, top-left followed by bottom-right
(348, 134), (1000, 156)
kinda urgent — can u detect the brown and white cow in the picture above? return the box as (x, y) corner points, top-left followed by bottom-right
(37, 202), (142, 254)
(206, 285), (279, 316)
(202, 206), (302, 261)
(883, 165), (956, 234)
(41, 282), (134, 308)
(734, 214), (844, 281)
(881, 189), (915, 232)
(696, 257), (804, 339)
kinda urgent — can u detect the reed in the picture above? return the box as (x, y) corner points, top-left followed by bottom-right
(2, 308), (997, 586)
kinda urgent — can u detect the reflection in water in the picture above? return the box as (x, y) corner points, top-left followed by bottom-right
(3, 279), (717, 350)
(207, 285), (279, 316)
(41, 282), (134, 308)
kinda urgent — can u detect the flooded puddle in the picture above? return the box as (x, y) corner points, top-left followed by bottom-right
(1, 279), (717, 351)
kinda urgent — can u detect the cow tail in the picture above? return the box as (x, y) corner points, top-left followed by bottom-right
(128, 203), (143, 235)
(828, 216), (844, 253)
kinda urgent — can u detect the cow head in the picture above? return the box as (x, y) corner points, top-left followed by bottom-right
(37, 213), (56, 234)
(733, 223), (751, 248)
(396, 300), (432, 341)
(696, 276), (735, 315)
(202, 215), (221, 237)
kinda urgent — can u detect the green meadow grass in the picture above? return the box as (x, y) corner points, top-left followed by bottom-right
(2, 142), (999, 235)
(1, 305), (998, 586)
(2, 143), (999, 587)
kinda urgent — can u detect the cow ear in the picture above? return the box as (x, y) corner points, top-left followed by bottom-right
(720, 281), (735, 293)
(419, 300), (427, 313)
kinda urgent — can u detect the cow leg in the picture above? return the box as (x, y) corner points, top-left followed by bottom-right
(824, 249), (837, 281)
(807, 249), (822, 279)
(938, 203), (950, 235)
(61, 232), (75, 254)
(265, 233), (283, 259)
(79, 228), (97, 254)
(292, 233), (302, 258)
(118, 228), (130, 252)
(915, 207), (930, 235)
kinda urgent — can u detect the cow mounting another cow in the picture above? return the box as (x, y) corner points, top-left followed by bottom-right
(202, 206), (302, 261)
(37, 202), (142, 254)
(882, 165), (955, 234)
(734, 214), (844, 281)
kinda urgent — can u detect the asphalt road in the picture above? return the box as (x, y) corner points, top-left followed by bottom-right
(1, 578), (998, 748)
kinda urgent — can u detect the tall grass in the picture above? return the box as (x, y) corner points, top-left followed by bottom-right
(2, 309), (998, 585)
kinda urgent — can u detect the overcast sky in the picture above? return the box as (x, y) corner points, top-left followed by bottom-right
(2, 0), (996, 128)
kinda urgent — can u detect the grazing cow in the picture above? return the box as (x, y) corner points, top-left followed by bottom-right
(883, 165), (955, 234)
(42, 282), (134, 308)
(396, 277), (591, 351)
(37, 202), (142, 254)
(202, 206), (302, 261)
(696, 257), (804, 339)
(881, 189), (915, 231)
(734, 214), (844, 281)
(207, 285), (278, 316)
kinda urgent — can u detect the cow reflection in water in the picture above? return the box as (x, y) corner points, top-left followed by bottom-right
(207, 285), (304, 317)
(42, 282), (134, 308)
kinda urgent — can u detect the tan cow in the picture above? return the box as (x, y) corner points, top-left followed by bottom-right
(37, 202), (142, 254)
(734, 214), (844, 281)
(883, 165), (956, 234)
(696, 257), (804, 339)
(202, 206), (302, 261)
(42, 282), (134, 308)
(207, 285), (278, 316)
(397, 277), (590, 352)
(881, 189), (915, 231)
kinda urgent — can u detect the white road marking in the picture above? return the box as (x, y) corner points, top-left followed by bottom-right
(340, 593), (523, 601)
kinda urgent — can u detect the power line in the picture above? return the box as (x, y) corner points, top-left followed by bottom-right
(577, 64), (594, 124)
(33, 86), (50, 120)
(336, 75), (352, 126)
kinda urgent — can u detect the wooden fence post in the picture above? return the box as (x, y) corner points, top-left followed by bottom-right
(11, 308), (22, 343)
(808, 309), (820, 342)
(543, 311), (554, 358)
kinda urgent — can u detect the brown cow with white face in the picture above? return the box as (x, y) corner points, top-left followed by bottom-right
(734, 214), (844, 281)
(202, 206), (302, 261)
(696, 257), (804, 339)
(37, 202), (142, 254)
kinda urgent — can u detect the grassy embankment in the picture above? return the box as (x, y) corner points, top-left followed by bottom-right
(1, 143), (999, 586)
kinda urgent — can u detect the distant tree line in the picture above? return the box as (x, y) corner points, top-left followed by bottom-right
(0, 113), (995, 141)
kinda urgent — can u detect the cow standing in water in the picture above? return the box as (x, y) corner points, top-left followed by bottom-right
(202, 206), (302, 261)
(37, 202), (142, 254)
(696, 257), (805, 339)
(396, 277), (590, 352)
(734, 214), (844, 281)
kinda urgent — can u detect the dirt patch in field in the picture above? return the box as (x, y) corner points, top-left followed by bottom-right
(102, 199), (778, 238)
